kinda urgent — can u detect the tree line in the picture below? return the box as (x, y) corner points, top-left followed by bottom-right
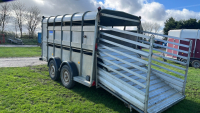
(163, 17), (200, 35)
(142, 17), (200, 40)
(0, 1), (41, 38)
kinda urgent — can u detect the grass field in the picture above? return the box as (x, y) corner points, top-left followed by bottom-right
(142, 48), (162, 53)
(0, 47), (41, 58)
(0, 61), (199, 112)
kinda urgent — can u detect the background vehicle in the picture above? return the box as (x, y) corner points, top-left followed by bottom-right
(166, 29), (200, 68)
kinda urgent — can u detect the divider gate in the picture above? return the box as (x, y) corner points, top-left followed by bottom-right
(96, 26), (193, 113)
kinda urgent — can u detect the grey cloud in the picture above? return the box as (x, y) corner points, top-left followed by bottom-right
(16, 0), (104, 16)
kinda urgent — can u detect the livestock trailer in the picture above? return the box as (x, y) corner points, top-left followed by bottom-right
(166, 29), (200, 68)
(40, 9), (193, 113)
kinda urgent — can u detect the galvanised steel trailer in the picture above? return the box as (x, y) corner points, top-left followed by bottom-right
(40, 8), (193, 113)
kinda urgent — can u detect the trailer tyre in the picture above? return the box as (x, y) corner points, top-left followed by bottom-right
(192, 60), (200, 68)
(49, 60), (60, 81)
(181, 59), (187, 63)
(60, 65), (75, 89)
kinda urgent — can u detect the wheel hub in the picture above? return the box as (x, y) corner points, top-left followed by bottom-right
(50, 64), (55, 77)
(63, 70), (69, 84)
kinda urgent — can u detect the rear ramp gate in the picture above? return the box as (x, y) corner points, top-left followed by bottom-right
(97, 26), (192, 113)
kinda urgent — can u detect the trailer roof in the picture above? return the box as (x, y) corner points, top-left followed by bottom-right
(42, 9), (141, 26)
(169, 29), (200, 39)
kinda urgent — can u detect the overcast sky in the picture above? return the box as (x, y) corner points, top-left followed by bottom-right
(4, 0), (200, 33)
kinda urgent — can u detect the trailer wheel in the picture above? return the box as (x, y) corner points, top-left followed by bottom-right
(181, 59), (187, 63)
(49, 60), (59, 81)
(60, 65), (75, 89)
(192, 60), (200, 68)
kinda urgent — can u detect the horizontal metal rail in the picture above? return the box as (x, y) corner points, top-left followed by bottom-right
(141, 48), (188, 65)
(152, 69), (184, 87)
(152, 58), (186, 71)
(154, 43), (188, 54)
(151, 38), (189, 48)
(152, 69), (184, 82)
(99, 38), (149, 57)
(98, 61), (146, 88)
(99, 44), (148, 64)
(99, 26), (150, 39)
(98, 76), (144, 110)
(99, 50), (148, 73)
(100, 32), (150, 48)
(153, 53), (187, 65)
(98, 56), (147, 81)
(101, 13), (140, 23)
(152, 63), (185, 77)
(153, 48), (188, 59)
(98, 68), (145, 102)
(139, 40), (188, 54)
(143, 31), (190, 42)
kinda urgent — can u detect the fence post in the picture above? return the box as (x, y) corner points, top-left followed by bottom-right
(144, 35), (154, 113)
(182, 40), (193, 95)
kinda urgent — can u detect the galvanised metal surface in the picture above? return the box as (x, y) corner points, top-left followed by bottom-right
(41, 9), (193, 113)
(97, 26), (192, 113)
(46, 16), (54, 60)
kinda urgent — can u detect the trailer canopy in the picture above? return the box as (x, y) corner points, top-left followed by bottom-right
(42, 9), (141, 26)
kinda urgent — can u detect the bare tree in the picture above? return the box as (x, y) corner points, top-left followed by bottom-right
(153, 23), (161, 33)
(0, 3), (10, 33)
(12, 1), (26, 38)
(14, 18), (18, 38)
(25, 6), (41, 38)
(142, 22), (154, 36)
(142, 22), (161, 35)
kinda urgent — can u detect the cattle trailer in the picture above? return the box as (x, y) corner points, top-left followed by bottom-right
(40, 9), (193, 113)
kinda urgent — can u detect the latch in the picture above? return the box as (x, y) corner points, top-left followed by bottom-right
(83, 35), (87, 38)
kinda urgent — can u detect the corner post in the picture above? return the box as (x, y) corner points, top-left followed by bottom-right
(182, 40), (193, 95)
(144, 35), (154, 113)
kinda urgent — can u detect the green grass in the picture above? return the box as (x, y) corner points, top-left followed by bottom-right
(0, 65), (131, 113)
(0, 47), (41, 58)
(0, 61), (199, 112)
(142, 48), (162, 53)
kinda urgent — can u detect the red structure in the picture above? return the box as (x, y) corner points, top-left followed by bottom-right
(166, 29), (200, 68)
(0, 34), (5, 44)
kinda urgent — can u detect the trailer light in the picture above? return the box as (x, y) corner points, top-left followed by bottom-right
(97, 7), (101, 11)
(78, 61), (80, 64)
(95, 43), (98, 51)
(92, 81), (96, 86)
(52, 53), (53, 55)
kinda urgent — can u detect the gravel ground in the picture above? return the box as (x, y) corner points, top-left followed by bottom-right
(0, 57), (47, 67)
(0, 45), (38, 47)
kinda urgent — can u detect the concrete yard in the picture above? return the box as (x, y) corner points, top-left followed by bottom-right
(0, 57), (47, 67)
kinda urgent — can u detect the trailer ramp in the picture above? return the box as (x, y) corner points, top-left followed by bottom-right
(97, 26), (192, 113)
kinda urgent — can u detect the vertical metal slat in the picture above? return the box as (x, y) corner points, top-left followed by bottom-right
(80, 11), (90, 77)
(60, 14), (69, 61)
(46, 16), (54, 61)
(182, 40), (193, 95)
(53, 15), (60, 57)
(144, 35), (154, 113)
(90, 13), (100, 84)
(69, 13), (78, 61)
